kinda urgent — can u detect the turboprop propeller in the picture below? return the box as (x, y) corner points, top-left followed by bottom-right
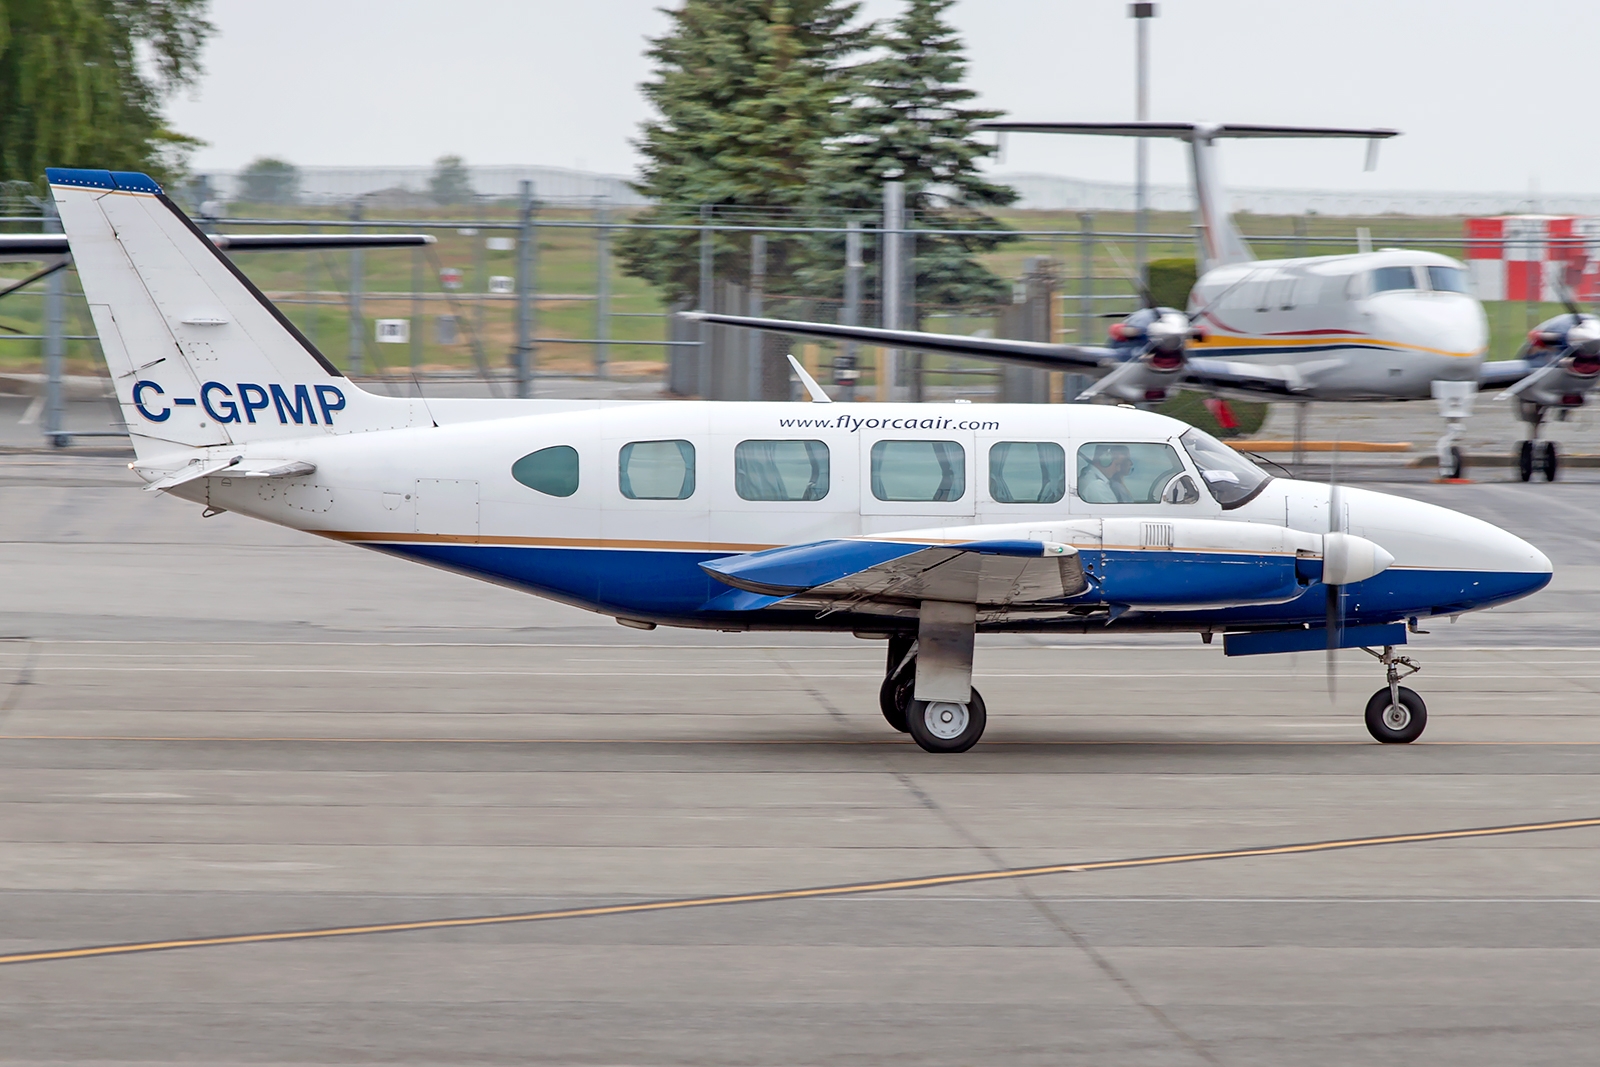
(1317, 442), (1396, 696)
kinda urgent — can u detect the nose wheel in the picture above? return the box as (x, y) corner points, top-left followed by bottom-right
(1361, 645), (1426, 743)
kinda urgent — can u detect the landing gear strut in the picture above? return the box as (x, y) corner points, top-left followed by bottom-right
(877, 604), (988, 753)
(1432, 380), (1476, 480)
(1361, 644), (1426, 743)
(1515, 403), (1559, 482)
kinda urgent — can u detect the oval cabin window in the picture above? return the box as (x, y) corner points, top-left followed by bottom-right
(512, 445), (580, 497)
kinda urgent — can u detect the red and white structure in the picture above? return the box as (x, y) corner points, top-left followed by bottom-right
(1465, 215), (1600, 302)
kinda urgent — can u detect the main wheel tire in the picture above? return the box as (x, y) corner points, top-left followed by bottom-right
(1541, 440), (1559, 482)
(878, 673), (913, 733)
(1518, 440), (1535, 482)
(1364, 686), (1427, 744)
(906, 687), (987, 753)
(1447, 445), (1466, 480)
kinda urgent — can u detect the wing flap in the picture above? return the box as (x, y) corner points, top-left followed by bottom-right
(701, 538), (1087, 609)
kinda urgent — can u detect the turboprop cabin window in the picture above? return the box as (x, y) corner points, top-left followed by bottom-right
(619, 440), (695, 500)
(512, 445), (579, 497)
(870, 440), (965, 502)
(735, 439), (830, 501)
(989, 441), (1065, 503)
(1370, 266), (1418, 293)
(1075, 443), (1188, 504)
(1426, 265), (1471, 294)
(1179, 427), (1271, 508)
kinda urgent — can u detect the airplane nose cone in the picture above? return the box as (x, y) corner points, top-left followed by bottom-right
(1302, 484), (1552, 611)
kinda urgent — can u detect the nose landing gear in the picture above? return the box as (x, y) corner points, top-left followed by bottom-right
(1361, 644), (1426, 743)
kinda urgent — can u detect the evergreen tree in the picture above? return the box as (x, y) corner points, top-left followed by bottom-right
(428, 154), (474, 205)
(0, 0), (213, 188)
(617, 0), (870, 306)
(805, 0), (1016, 313)
(238, 157), (299, 205)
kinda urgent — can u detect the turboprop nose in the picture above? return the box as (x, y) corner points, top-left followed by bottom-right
(1335, 485), (1552, 611)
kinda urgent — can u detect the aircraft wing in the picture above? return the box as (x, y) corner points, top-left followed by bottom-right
(685, 311), (1334, 400)
(701, 537), (1087, 609)
(681, 311), (1116, 373)
(1479, 359), (1539, 390)
(0, 233), (434, 262)
(981, 121), (1400, 142)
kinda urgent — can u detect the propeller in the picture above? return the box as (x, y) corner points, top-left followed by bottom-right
(1325, 439), (1342, 698)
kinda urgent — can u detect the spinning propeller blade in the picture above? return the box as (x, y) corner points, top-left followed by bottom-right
(1326, 439), (1342, 700)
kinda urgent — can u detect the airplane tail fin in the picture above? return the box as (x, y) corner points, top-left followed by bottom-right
(47, 169), (429, 460)
(981, 122), (1398, 274)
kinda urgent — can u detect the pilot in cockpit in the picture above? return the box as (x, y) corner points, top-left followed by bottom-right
(1079, 444), (1133, 503)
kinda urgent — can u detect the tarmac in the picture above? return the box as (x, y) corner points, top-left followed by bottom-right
(3, 400), (1600, 1065)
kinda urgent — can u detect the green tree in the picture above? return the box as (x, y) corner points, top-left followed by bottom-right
(804, 0), (1017, 313)
(617, 0), (870, 305)
(0, 0), (213, 188)
(428, 154), (474, 206)
(237, 157), (299, 205)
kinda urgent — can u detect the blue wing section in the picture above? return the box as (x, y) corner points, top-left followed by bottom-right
(46, 168), (163, 194)
(702, 539), (930, 596)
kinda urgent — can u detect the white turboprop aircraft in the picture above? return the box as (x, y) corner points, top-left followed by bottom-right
(701, 122), (1533, 479)
(47, 168), (1551, 753)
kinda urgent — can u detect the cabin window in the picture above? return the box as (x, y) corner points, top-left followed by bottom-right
(735, 439), (830, 501)
(1370, 266), (1418, 293)
(511, 445), (579, 498)
(1179, 428), (1272, 509)
(989, 441), (1065, 503)
(1426, 265), (1470, 294)
(1075, 442), (1188, 504)
(619, 439), (696, 500)
(871, 440), (965, 502)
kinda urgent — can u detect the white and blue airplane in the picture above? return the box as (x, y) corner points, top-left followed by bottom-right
(46, 168), (1552, 752)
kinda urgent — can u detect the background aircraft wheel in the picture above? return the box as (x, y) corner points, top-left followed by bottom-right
(878, 673), (913, 733)
(1517, 440), (1535, 481)
(907, 688), (986, 753)
(1364, 686), (1427, 744)
(1541, 441), (1559, 482)
(1446, 445), (1465, 480)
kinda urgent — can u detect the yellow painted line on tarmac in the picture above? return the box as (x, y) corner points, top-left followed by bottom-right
(3, 815), (1599, 968)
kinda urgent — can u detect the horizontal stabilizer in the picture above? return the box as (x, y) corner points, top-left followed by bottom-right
(137, 456), (317, 492)
(702, 537), (1086, 609)
(982, 121), (1399, 141)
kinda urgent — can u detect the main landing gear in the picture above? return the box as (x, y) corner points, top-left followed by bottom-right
(1516, 403), (1560, 482)
(1361, 645), (1426, 743)
(879, 614), (987, 753)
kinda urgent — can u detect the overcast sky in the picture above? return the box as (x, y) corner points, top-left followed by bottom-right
(166, 0), (1599, 194)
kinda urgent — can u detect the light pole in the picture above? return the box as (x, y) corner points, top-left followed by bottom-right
(1130, 2), (1156, 289)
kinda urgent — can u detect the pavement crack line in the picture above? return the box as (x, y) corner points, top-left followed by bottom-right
(772, 653), (1221, 1066)
(3, 815), (1598, 969)
(0, 638), (36, 722)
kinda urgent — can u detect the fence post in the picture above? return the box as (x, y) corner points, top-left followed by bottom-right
(594, 198), (610, 379)
(410, 245), (423, 378)
(347, 200), (364, 376)
(43, 202), (65, 445)
(514, 179), (536, 398)
(881, 181), (904, 402)
(748, 233), (765, 401)
(697, 205), (713, 398)
(1071, 211), (1096, 403)
(839, 219), (862, 402)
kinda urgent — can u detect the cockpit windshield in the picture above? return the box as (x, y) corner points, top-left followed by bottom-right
(1370, 266), (1418, 293)
(1179, 428), (1272, 508)
(1426, 265), (1470, 294)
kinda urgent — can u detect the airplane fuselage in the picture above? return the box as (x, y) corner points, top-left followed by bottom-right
(167, 400), (1548, 635)
(1188, 249), (1488, 401)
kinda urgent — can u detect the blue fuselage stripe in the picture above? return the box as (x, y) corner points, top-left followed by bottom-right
(362, 542), (1549, 630)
